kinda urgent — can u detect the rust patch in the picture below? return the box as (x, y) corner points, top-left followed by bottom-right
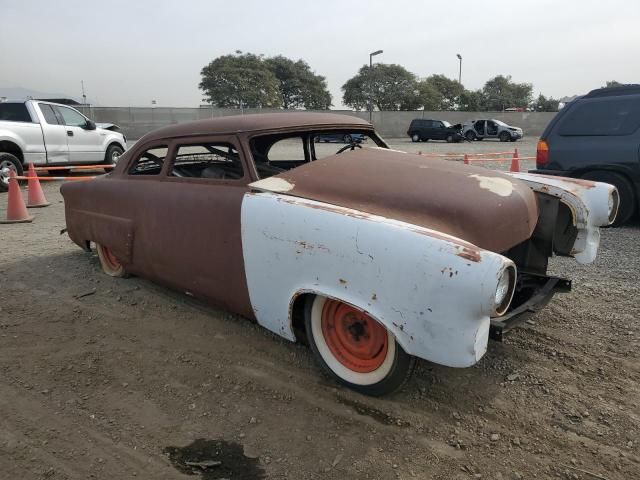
(455, 246), (481, 263)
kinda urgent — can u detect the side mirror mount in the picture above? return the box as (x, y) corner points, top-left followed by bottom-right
(85, 120), (97, 130)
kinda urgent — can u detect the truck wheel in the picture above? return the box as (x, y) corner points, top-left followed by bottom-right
(96, 243), (128, 277)
(581, 171), (635, 226)
(499, 132), (511, 142)
(0, 152), (23, 193)
(411, 133), (421, 142)
(465, 131), (476, 141)
(104, 144), (124, 165)
(305, 295), (415, 396)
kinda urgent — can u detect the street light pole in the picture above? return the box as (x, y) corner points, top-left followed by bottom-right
(368, 49), (383, 122)
(456, 53), (462, 85)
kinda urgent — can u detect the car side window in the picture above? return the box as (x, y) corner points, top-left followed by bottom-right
(40, 104), (61, 125)
(558, 98), (640, 136)
(129, 146), (168, 176)
(55, 105), (87, 127)
(170, 143), (244, 180)
(433, 121), (443, 128)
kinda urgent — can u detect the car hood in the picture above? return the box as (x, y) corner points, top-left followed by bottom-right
(249, 148), (538, 253)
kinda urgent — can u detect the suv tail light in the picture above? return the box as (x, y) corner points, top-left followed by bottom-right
(536, 139), (549, 166)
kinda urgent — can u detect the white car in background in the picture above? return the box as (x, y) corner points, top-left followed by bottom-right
(0, 99), (127, 191)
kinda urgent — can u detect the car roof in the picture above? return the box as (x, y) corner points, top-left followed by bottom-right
(142, 112), (372, 141)
(585, 84), (640, 98)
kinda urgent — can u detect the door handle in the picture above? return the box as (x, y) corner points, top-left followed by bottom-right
(67, 130), (74, 137)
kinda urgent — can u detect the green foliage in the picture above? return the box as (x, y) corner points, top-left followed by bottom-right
(342, 64), (420, 111)
(199, 52), (281, 108)
(416, 80), (443, 110)
(199, 52), (331, 109)
(264, 56), (332, 109)
(532, 94), (560, 112)
(458, 89), (485, 111)
(481, 75), (533, 111)
(422, 75), (463, 110)
(605, 80), (623, 88)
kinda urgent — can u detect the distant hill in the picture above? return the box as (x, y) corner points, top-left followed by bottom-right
(0, 87), (78, 101)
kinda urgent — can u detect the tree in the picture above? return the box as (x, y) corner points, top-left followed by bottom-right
(532, 94), (560, 112)
(459, 89), (485, 111)
(605, 80), (623, 88)
(342, 64), (419, 111)
(423, 75), (464, 110)
(416, 80), (443, 110)
(264, 56), (332, 109)
(199, 52), (281, 108)
(482, 75), (533, 111)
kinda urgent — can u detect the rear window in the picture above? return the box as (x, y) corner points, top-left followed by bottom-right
(0, 103), (32, 122)
(558, 97), (640, 136)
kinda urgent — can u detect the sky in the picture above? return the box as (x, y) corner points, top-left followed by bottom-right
(1, 0), (639, 108)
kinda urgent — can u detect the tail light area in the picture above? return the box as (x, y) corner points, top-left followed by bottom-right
(536, 139), (549, 167)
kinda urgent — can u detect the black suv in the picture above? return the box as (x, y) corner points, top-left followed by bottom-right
(407, 119), (463, 143)
(532, 85), (640, 225)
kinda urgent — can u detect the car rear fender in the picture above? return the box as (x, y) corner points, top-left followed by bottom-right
(508, 172), (617, 263)
(240, 192), (514, 368)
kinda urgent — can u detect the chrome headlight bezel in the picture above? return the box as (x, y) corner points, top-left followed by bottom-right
(492, 265), (517, 317)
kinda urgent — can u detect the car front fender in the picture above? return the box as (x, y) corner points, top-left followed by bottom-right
(508, 172), (617, 263)
(240, 192), (515, 368)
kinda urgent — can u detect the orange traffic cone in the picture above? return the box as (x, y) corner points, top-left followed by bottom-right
(1, 170), (34, 223)
(510, 148), (520, 172)
(26, 163), (50, 208)
(464, 154), (469, 165)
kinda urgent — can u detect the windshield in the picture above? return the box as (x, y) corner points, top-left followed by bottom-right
(250, 130), (387, 179)
(442, 121), (452, 127)
(493, 119), (508, 126)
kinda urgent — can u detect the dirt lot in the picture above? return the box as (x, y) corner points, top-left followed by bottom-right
(1, 152), (638, 480)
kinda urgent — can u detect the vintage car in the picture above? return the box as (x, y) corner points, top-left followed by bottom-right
(61, 113), (618, 396)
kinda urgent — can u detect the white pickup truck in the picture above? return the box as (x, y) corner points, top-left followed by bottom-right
(0, 100), (127, 191)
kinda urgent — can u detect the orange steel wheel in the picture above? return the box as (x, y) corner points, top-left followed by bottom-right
(320, 299), (389, 373)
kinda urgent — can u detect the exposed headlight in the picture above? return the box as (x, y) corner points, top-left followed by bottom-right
(608, 189), (619, 224)
(493, 265), (516, 317)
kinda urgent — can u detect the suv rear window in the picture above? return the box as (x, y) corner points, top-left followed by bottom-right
(558, 97), (640, 136)
(0, 103), (32, 122)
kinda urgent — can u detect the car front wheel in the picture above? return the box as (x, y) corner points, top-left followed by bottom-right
(445, 134), (454, 143)
(305, 295), (415, 396)
(104, 144), (124, 165)
(499, 132), (511, 142)
(465, 131), (476, 141)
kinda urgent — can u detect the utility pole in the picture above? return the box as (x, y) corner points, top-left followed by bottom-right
(456, 54), (462, 85)
(81, 80), (87, 105)
(368, 49), (383, 122)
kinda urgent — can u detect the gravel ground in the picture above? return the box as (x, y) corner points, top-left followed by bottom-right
(0, 149), (638, 480)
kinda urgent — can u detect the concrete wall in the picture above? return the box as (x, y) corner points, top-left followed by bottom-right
(76, 106), (556, 140)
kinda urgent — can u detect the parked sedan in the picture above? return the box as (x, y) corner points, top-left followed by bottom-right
(61, 113), (616, 395)
(463, 119), (524, 142)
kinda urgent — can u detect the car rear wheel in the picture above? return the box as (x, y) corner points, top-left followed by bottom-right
(0, 153), (23, 193)
(305, 295), (415, 396)
(411, 133), (420, 142)
(96, 243), (128, 277)
(465, 131), (476, 141)
(499, 132), (511, 142)
(581, 171), (635, 226)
